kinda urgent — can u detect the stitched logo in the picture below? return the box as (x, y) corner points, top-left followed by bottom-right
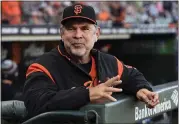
(74, 5), (83, 15)
(84, 81), (93, 88)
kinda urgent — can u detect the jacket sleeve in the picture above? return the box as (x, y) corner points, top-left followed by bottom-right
(23, 72), (90, 118)
(116, 59), (153, 95)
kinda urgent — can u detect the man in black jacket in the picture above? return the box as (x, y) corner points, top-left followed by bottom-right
(23, 3), (159, 118)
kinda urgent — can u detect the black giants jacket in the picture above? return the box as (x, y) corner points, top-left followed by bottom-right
(23, 42), (152, 118)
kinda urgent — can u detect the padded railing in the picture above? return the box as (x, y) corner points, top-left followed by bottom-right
(1, 81), (178, 124)
(81, 81), (178, 123)
(1, 100), (27, 120)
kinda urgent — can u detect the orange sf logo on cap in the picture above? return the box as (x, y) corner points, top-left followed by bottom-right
(74, 5), (82, 15)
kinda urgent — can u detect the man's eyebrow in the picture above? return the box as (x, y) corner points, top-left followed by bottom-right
(68, 25), (90, 28)
(81, 25), (90, 28)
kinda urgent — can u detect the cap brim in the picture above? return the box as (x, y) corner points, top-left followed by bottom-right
(61, 16), (96, 25)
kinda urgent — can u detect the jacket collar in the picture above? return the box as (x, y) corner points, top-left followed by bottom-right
(57, 41), (109, 83)
(58, 41), (100, 81)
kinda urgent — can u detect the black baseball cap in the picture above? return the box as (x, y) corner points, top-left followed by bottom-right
(61, 4), (97, 25)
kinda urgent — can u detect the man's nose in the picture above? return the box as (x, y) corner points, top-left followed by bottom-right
(74, 28), (83, 39)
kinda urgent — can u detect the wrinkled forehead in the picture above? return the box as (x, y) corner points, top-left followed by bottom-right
(62, 18), (95, 27)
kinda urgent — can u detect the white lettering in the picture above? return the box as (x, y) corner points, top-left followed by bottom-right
(148, 108), (153, 116)
(2, 27), (19, 34)
(135, 99), (172, 121)
(49, 28), (58, 34)
(144, 105), (148, 117)
(171, 90), (178, 106)
(141, 109), (145, 119)
(160, 102), (164, 112)
(135, 107), (139, 121)
(138, 109), (141, 120)
(32, 28), (48, 34)
(167, 100), (171, 109)
(153, 106), (157, 114)
(20, 27), (30, 34)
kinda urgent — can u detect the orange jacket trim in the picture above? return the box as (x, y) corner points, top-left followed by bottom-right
(115, 57), (123, 79)
(26, 63), (55, 84)
(83, 57), (98, 88)
(57, 46), (71, 60)
(89, 56), (98, 87)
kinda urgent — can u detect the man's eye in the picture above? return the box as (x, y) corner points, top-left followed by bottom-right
(68, 28), (73, 30)
(67, 27), (74, 30)
(82, 27), (89, 30)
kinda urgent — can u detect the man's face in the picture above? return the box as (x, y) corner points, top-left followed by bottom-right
(61, 19), (100, 58)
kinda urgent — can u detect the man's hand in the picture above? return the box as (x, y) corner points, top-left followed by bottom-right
(89, 75), (122, 103)
(136, 88), (159, 108)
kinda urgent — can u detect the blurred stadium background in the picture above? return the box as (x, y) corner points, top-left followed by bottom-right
(1, 1), (178, 123)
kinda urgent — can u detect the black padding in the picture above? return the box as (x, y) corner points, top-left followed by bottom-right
(1, 100), (27, 120)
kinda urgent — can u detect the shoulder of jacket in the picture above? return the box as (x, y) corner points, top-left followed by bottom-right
(32, 47), (61, 66)
(98, 51), (117, 61)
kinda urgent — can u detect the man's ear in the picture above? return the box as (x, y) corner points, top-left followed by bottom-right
(60, 35), (63, 42)
(60, 35), (64, 42)
(60, 26), (64, 41)
(96, 27), (100, 41)
(95, 36), (98, 42)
